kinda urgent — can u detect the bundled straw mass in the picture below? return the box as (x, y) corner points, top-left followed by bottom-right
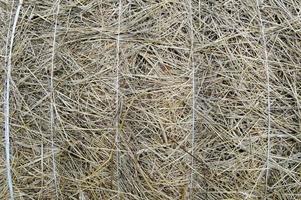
(1, 0), (301, 199)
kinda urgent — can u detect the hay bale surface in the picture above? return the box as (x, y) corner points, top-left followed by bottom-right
(1, 0), (301, 199)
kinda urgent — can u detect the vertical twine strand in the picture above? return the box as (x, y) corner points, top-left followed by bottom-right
(115, 0), (122, 198)
(3, 1), (22, 199)
(50, 0), (60, 198)
(188, 0), (196, 199)
(257, 0), (272, 198)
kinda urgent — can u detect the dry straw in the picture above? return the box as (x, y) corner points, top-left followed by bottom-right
(1, 0), (301, 199)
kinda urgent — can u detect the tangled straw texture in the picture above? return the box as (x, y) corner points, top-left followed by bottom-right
(1, 0), (301, 199)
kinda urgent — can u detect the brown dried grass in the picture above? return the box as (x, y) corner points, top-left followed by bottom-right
(1, 0), (301, 199)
